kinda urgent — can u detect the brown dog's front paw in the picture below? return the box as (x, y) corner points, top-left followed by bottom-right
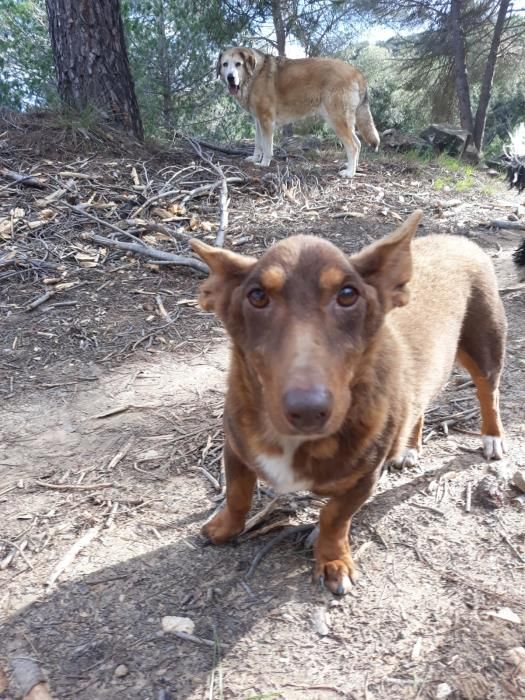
(314, 557), (358, 596)
(201, 509), (244, 544)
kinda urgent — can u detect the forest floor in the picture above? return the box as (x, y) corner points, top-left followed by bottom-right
(0, 112), (524, 700)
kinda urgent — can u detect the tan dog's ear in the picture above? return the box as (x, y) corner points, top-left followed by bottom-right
(351, 210), (423, 309)
(216, 51), (223, 78)
(190, 239), (257, 315)
(240, 49), (256, 77)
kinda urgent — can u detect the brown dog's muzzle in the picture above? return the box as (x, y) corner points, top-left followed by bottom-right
(282, 385), (333, 433)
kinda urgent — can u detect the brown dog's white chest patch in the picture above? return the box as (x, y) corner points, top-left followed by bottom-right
(256, 438), (312, 494)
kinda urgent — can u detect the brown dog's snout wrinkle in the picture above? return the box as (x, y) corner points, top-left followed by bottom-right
(283, 386), (333, 432)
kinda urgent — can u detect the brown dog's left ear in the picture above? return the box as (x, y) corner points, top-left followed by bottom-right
(215, 51), (223, 78)
(240, 49), (256, 77)
(351, 210), (423, 309)
(190, 239), (257, 315)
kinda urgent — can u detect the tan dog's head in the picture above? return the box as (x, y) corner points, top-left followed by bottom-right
(191, 211), (422, 439)
(216, 47), (257, 96)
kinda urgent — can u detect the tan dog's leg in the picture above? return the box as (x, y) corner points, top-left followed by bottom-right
(391, 415), (424, 468)
(202, 440), (256, 543)
(315, 470), (378, 595)
(245, 120), (263, 163)
(322, 96), (361, 177)
(257, 115), (274, 167)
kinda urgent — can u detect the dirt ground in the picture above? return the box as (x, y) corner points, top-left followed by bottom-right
(1, 117), (524, 700)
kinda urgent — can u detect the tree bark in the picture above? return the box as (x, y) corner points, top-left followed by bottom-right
(473, 0), (511, 152)
(449, 0), (474, 135)
(45, 0), (144, 140)
(156, 0), (174, 131)
(271, 0), (287, 57)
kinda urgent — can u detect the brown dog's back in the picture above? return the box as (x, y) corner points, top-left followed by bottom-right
(387, 234), (506, 460)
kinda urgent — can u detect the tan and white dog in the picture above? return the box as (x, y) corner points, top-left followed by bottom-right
(216, 47), (380, 177)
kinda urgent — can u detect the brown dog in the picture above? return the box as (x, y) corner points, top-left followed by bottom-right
(216, 47), (380, 177)
(191, 212), (507, 594)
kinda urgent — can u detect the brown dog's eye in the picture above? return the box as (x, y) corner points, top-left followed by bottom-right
(235, 61), (242, 67)
(248, 288), (269, 308)
(222, 62), (228, 67)
(337, 285), (358, 307)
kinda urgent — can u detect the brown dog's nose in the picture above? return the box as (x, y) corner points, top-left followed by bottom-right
(283, 387), (333, 432)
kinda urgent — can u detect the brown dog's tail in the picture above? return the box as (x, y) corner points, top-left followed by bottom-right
(356, 88), (380, 151)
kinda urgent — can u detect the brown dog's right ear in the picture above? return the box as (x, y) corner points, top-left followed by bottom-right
(351, 210), (423, 310)
(190, 239), (257, 314)
(215, 51), (223, 78)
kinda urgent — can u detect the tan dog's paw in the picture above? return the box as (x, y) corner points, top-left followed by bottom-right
(389, 447), (420, 470)
(314, 556), (358, 596)
(245, 154), (261, 163)
(482, 435), (506, 461)
(201, 509), (244, 544)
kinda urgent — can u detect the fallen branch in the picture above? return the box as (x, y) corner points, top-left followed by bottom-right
(81, 232), (208, 274)
(488, 219), (525, 231)
(187, 138), (250, 157)
(0, 165), (46, 189)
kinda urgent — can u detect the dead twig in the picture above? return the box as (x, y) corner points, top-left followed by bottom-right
(25, 290), (57, 311)
(35, 480), (114, 491)
(186, 138), (230, 247)
(46, 525), (101, 587)
(81, 232), (208, 274)
(242, 497), (280, 534)
(245, 522), (315, 580)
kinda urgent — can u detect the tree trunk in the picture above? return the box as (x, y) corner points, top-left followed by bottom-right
(156, 0), (174, 131)
(473, 0), (511, 152)
(45, 0), (144, 140)
(449, 0), (474, 135)
(271, 0), (287, 57)
(271, 0), (293, 136)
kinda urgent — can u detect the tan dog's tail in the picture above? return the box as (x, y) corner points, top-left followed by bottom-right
(356, 88), (380, 151)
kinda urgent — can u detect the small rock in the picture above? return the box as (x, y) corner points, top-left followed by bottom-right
(508, 213), (519, 221)
(114, 664), (129, 678)
(161, 616), (195, 634)
(506, 646), (525, 681)
(475, 475), (506, 509)
(487, 169), (499, 177)
(512, 470), (525, 493)
(411, 636), (423, 661)
(311, 607), (331, 636)
(512, 494), (525, 508)
(486, 607), (521, 624)
(436, 682), (453, 698)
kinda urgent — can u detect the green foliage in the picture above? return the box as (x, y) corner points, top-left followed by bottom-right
(343, 44), (427, 133)
(123, 0), (258, 138)
(0, 0), (56, 109)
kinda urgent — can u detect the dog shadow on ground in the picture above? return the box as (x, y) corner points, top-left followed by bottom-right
(0, 453), (489, 699)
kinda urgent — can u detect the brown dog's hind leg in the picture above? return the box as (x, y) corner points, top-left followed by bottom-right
(315, 470), (378, 595)
(202, 440), (256, 543)
(456, 286), (507, 460)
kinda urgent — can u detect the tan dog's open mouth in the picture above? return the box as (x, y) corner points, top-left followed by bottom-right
(228, 83), (240, 95)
